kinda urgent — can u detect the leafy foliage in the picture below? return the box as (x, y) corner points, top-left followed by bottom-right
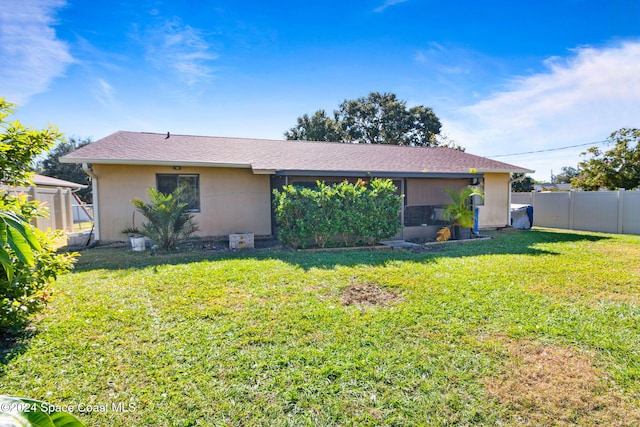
(442, 187), (483, 229)
(511, 173), (535, 192)
(273, 178), (402, 248)
(0, 99), (62, 187)
(0, 98), (77, 332)
(552, 166), (579, 184)
(573, 128), (640, 190)
(285, 92), (451, 148)
(36, 137), (92, 202)
(437, 186), (483, 241)
(0, 395), (86, 427)
(283, 110), (344, 142)
(130, 187), (199, 250)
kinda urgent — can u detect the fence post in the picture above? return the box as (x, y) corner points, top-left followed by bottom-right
(618, 189), (625, 234)
(568, 191), (574, 231)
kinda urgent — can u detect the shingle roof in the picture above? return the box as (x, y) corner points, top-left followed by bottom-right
(32, 174), (87, 189)
(61, 131), (533, 175)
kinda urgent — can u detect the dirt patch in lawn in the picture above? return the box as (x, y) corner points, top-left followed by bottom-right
(341, 283), (402, 306)
(484, 338), (640, 426)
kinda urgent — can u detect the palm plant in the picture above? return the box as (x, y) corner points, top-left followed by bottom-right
(130, 187), (199, 250)
(437, 186), (484, 241)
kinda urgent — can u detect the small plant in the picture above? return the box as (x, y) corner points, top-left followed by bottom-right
(122, 211), (142, 237)
(130, 187), (199, 251)
(437, 186), (483, 241)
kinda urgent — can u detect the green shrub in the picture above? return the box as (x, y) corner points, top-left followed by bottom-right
(130, 187), (199, 251)
(0, 194), (77, 332)
(1, 99), (78, 333)
(359, 178), (404, 243)
(273, 178), (402, 248)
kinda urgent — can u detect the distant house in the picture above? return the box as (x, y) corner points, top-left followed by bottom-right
(533, 183), (572, 192)
(61, 131), (533, 242)
(1, 174), (87, 233)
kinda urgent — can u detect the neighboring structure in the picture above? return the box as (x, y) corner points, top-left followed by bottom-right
(61, 131), (533, 242)
(533, 183), (572, 192)
(1, 174), (87, 233)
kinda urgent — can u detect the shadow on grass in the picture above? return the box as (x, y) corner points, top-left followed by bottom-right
(0, 325), (36, 376)
(68, 228), (610, 273)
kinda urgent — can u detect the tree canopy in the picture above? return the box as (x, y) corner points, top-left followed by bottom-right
(36, 136), (92, 202)
(552, 166), (579, 184)
(285, 92), (452, 148)
(572, 128), (640, 190)
(511, 173), (535, 192)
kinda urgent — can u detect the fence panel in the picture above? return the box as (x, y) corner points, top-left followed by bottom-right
(534, 192), (571, 229)
(623, 191), (640, 234)
(511, 190), (639, 235)
(573, 191), (619, 233)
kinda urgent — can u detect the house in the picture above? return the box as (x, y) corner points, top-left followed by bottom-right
(1, 174), (87, 233)
(60, 131), (533, 242)
(533, 183), (572, 192)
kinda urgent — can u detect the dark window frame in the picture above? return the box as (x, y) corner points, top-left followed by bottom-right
(156, 173), (201, 212)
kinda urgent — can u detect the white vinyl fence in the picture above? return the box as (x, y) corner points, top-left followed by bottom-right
(512, 190), (640, 235)
(2, 186), (76, 232)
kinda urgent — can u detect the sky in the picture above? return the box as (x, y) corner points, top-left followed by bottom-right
(1, 0), (639, 181)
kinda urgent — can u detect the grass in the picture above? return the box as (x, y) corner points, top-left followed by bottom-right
(1, 227), (639, 426)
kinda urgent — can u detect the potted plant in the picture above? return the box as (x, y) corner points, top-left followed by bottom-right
(122, 212), (146, 251)
(437, 187), (484, 241)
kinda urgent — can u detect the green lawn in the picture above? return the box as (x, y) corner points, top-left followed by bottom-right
(1, 228), (639, 426)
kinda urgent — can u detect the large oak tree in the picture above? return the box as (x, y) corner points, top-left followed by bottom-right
(285, 92), (448, 147)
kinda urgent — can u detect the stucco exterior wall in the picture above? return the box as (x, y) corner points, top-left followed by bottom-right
(93, 164), (272, 241)
(478, 172), (510, 228)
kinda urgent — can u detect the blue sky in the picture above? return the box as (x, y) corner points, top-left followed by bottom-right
(2, 0), (639, 180)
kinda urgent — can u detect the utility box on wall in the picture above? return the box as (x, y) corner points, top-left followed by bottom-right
(229, 232), (254, 250)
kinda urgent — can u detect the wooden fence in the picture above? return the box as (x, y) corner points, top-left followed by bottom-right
(511, 190), (640, 235)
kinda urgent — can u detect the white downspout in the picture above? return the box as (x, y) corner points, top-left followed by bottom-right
(82, 163), (100, 241)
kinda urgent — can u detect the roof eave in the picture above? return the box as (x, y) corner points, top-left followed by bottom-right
(272, 170), (484, 179)
(478, 168), (535, 174)
(60, 158), (252, 169)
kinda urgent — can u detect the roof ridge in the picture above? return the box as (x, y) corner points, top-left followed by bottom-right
(122, 130), (450, 150)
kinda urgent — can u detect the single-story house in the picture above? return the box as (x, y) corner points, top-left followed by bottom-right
(533, 183), (572, 192)
(60, 131), (533, 242)
(1, 174), (87, 233)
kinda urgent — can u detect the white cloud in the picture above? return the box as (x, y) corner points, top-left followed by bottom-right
(443, 41), (640, 180)
(374, 0), (409, 13)
(0, 0), (73, 105)
(94, 78), (115, 107)
(142, 17), (218, 86)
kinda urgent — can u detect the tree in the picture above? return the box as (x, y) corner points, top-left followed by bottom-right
(36, 137), (92, 202)
(283, 110), (344, 142)
(285, 92), (446, 147)
(0, 98), (77, 332)
(572, 128), (640, 190)
(511, 173), (535, 192)
(552, 166), (579, 184)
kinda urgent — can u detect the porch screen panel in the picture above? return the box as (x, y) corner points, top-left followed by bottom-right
(406, 178), (467, 206)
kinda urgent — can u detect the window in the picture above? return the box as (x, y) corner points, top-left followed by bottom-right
(156, 174), (200, 212)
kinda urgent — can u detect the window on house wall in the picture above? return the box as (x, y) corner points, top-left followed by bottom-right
(156, 174), (200, 212)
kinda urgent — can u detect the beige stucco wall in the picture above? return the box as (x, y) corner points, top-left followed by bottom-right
(92, 164), (272, 241)
(478, 172), (510, 228)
